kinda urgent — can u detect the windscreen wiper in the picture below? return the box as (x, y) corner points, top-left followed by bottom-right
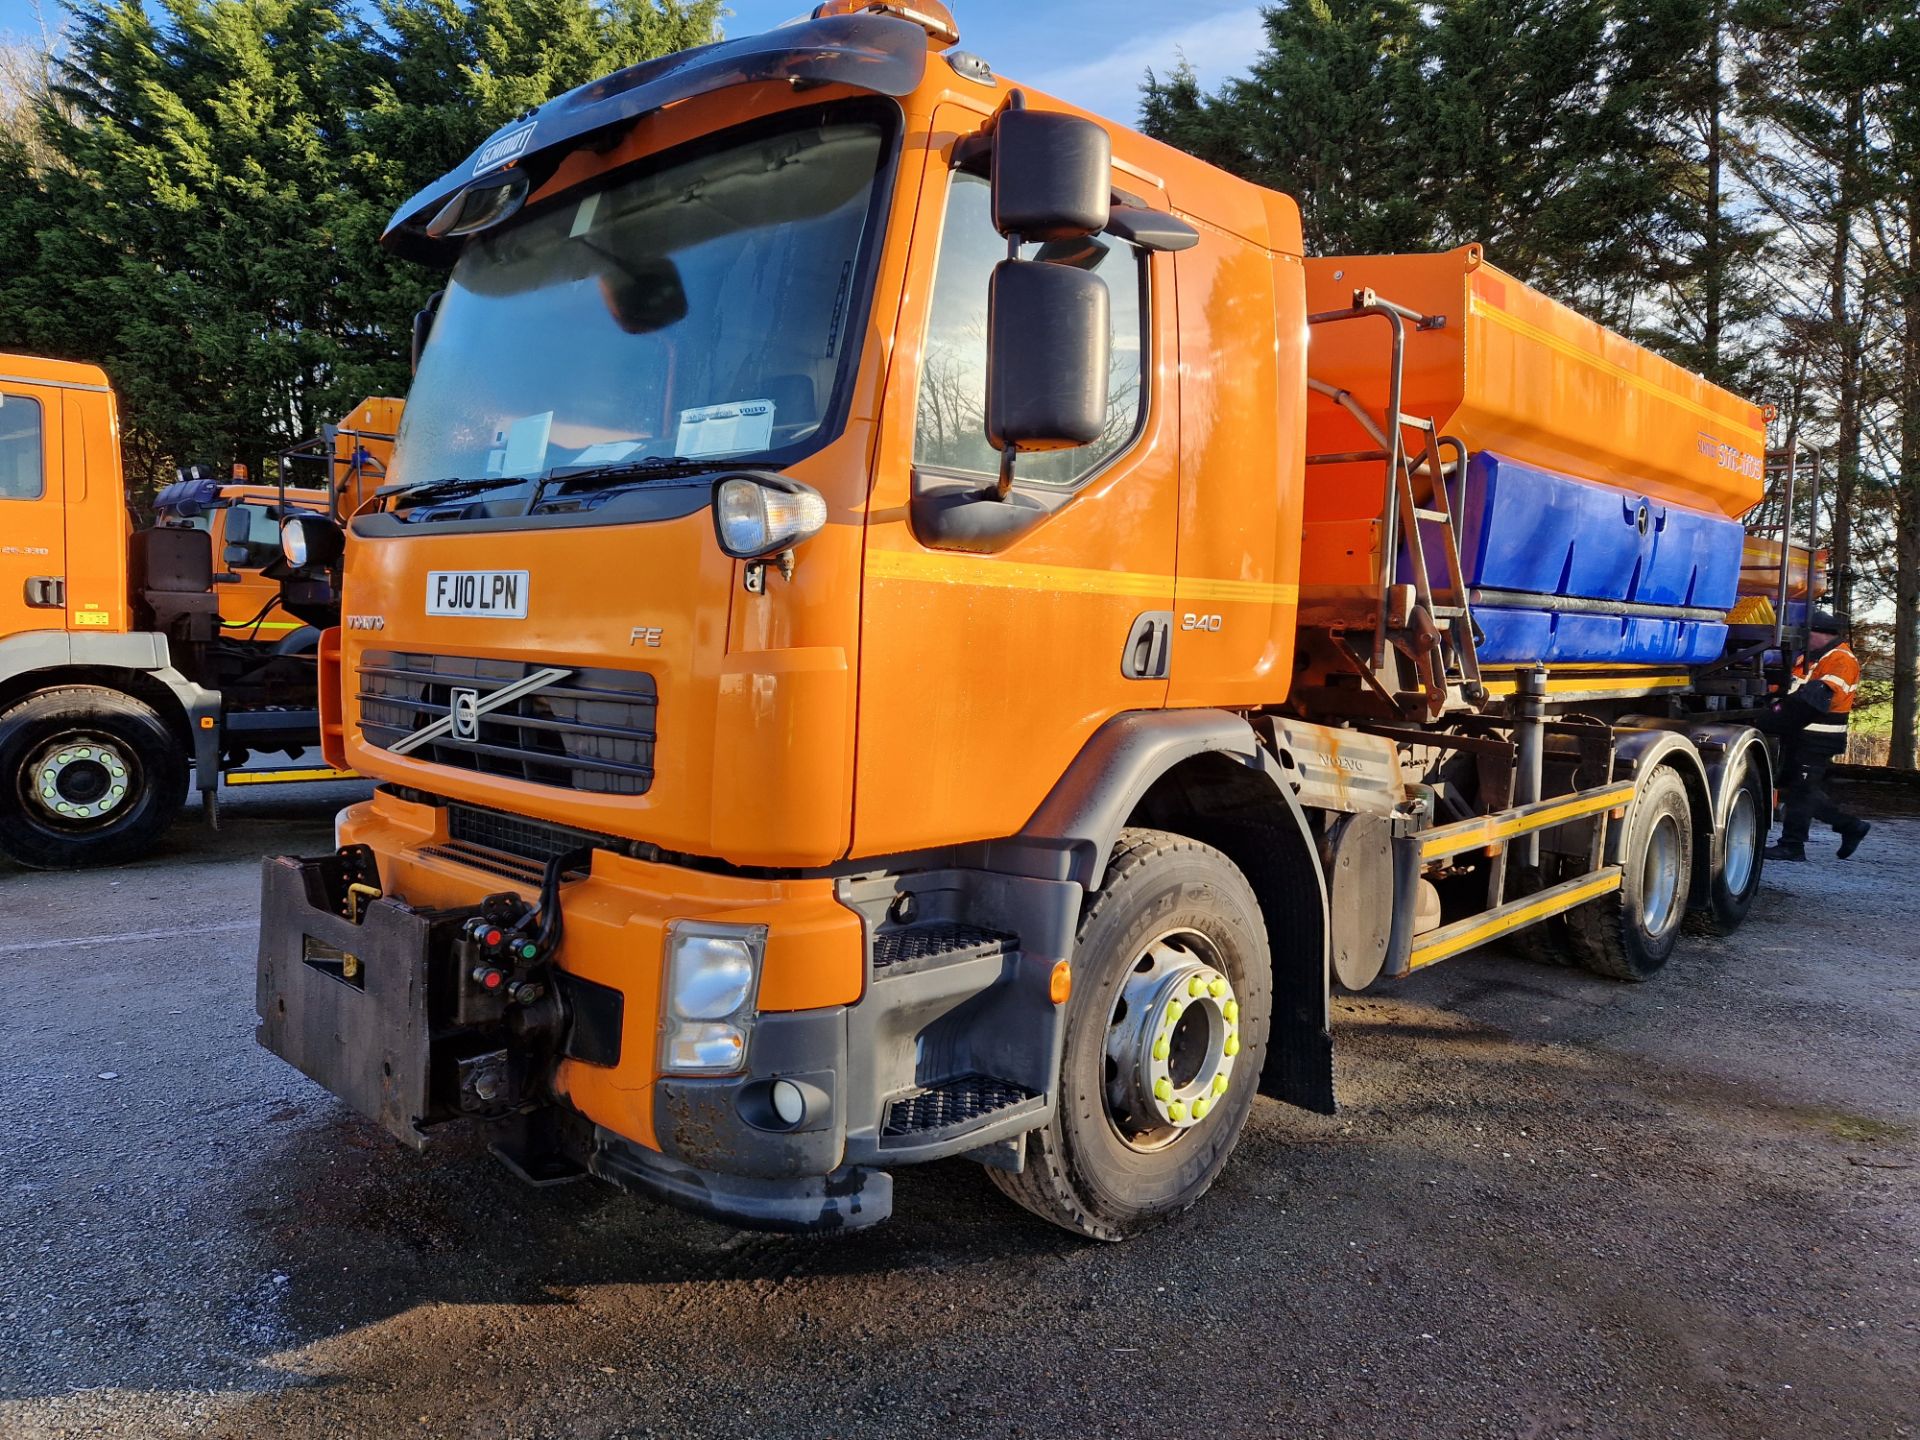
(540, 455), (777, 493)
(382, 474), (532, 505)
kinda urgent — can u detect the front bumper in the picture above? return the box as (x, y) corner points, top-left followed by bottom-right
(254, 797), (1080, 1233)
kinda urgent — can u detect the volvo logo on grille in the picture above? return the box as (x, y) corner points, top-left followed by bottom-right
(450, 687), (481, 742)
(387, 666), (571, 758)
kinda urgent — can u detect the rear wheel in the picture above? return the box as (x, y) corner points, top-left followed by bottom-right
(0, 686), (187, 869)
(1566, 765), (1692, 981)
(988, 828), (1272, 1241)
(1695, 754), (1765, 935)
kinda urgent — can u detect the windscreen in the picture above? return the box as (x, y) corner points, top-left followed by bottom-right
(389, 110), (891, 504)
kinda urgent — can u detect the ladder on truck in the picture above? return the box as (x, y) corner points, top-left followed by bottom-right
(1306, 288), (1485, 718)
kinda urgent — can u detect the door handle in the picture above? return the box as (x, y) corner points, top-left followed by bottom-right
(25, 576), (65, 608)
(1121, 611), (1172, 680)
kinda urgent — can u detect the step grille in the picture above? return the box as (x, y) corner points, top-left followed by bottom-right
(883, 1075), (1035, 1137)
(871, 922), (1014, 971)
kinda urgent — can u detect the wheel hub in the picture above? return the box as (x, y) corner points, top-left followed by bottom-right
(1723, 788), (1757, 895)
(1105, 931), (1241, 1151)
(26, 738), (134, 824)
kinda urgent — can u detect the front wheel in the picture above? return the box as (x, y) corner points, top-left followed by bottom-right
(1566, 765), (1693, 981)
(988, 828), (1272, 1241)
(0, 686), (187, 869)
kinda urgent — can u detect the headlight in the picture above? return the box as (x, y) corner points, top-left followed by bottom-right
(280, 514), (344, 571)
(712, 475), (827, 560)
(661, 921), (766, 1074)
(281, 516), (310, 567)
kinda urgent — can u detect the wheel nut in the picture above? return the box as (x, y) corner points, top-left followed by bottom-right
(1192, 1097), (1209, 1120)
(1223, 999), (1239, 1022)
(1187, 976), (1203, 998)
(1153, 1078), (1172, 1102)
(1165, 1000), (1182, 1022)
(1224, 1032), (1240, 1057)
(1208, 977), (1227, 998)
(1168, 1101), (1187, 1122)
(1212, 1074), (1229, 1096)
(1152, 1035), (1169, 1061)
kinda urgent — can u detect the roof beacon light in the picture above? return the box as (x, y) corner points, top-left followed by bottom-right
(811, 0), (958, 49)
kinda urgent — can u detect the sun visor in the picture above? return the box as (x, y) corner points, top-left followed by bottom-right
(382, 12), (928, 264)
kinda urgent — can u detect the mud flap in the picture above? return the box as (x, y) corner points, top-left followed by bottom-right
(255, 853), (463, 1148)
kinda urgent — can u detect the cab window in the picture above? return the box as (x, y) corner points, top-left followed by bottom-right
(0, 394), (45, 500)
(913, 171), (1146, 487)
(224, 503), (285, 569)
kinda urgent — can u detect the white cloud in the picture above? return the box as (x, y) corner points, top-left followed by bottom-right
(1019, 7), (1267, 125)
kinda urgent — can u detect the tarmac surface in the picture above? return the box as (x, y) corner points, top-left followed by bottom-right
(2, 777), (1917, 1440)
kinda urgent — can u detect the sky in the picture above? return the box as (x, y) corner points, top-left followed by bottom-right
(0, 0), (1267, 125)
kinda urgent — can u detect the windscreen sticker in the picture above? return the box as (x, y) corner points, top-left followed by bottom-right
(569, 192), (601, 239)
(571, 440), (643, 466)
(499, 411), (553, 477)
(675, 400), (775, 458)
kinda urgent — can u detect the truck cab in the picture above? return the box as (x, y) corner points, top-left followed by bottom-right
(0, 357), (368, 869)
(152, 477), (330, 642)
(257, 5), (1785, 1240)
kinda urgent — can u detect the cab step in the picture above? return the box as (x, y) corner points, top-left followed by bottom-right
(883, 1074), (1039, 1139)
(871, 921), (1015, 973)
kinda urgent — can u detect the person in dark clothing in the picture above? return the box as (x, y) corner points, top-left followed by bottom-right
(1759, 611), (1870, 862)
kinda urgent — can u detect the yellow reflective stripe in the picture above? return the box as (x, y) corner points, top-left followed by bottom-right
(224, 767), (360, 786)
(1175, 575), (1301, 606)
(1410, 870), (1622, 969)
(865, 548), (1299, 606)
(1479, 673), (1693, 697)
(1420, 782), (1633, 860)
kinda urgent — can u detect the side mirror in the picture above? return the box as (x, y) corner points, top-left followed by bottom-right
(411, 290), (444, 375)
(991, 107), (1111, 242)
(984, 258), (1110, 495)
(223, 543), (251, 568)
(224, 506), (252, 544)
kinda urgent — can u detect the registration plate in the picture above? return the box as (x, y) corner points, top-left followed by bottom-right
(427, 570), (529, 618)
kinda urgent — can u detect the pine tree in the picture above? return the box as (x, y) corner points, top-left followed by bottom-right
(0, 0), (720, 498)
(1142, 0), (1430, 256)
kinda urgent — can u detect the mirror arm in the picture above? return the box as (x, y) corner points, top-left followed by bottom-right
(991, 225), (1026, 502)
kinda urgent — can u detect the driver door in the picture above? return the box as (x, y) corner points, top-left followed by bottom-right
(853, 105), (1181, 857)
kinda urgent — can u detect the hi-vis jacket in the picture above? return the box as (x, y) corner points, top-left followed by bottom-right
(1792, 641), (1860, 748)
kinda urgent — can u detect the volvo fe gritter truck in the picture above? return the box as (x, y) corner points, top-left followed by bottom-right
(256, 4), (1820, 1239)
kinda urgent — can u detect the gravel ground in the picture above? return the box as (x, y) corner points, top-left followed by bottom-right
(2, 779), (1916, 1440)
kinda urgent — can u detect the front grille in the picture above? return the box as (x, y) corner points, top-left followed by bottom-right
(417, 807), (619, 887)
(359, 651), (655, 794)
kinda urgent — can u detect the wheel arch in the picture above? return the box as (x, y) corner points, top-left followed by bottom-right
(1616, 720), (1771, 904)
(1017, 710), (1335, 1115)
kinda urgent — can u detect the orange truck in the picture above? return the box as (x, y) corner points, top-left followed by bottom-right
(255, 5), (1804, 1239)
(0, 356), (382, 867)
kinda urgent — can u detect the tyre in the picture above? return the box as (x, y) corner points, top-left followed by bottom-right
(1693, 753), (1765, 935)
(988, 828), (1272, 1241)
(1505, 857), (1581, 967)
(0, 686), (188, 869)
(1565, 766), (1692, 981)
